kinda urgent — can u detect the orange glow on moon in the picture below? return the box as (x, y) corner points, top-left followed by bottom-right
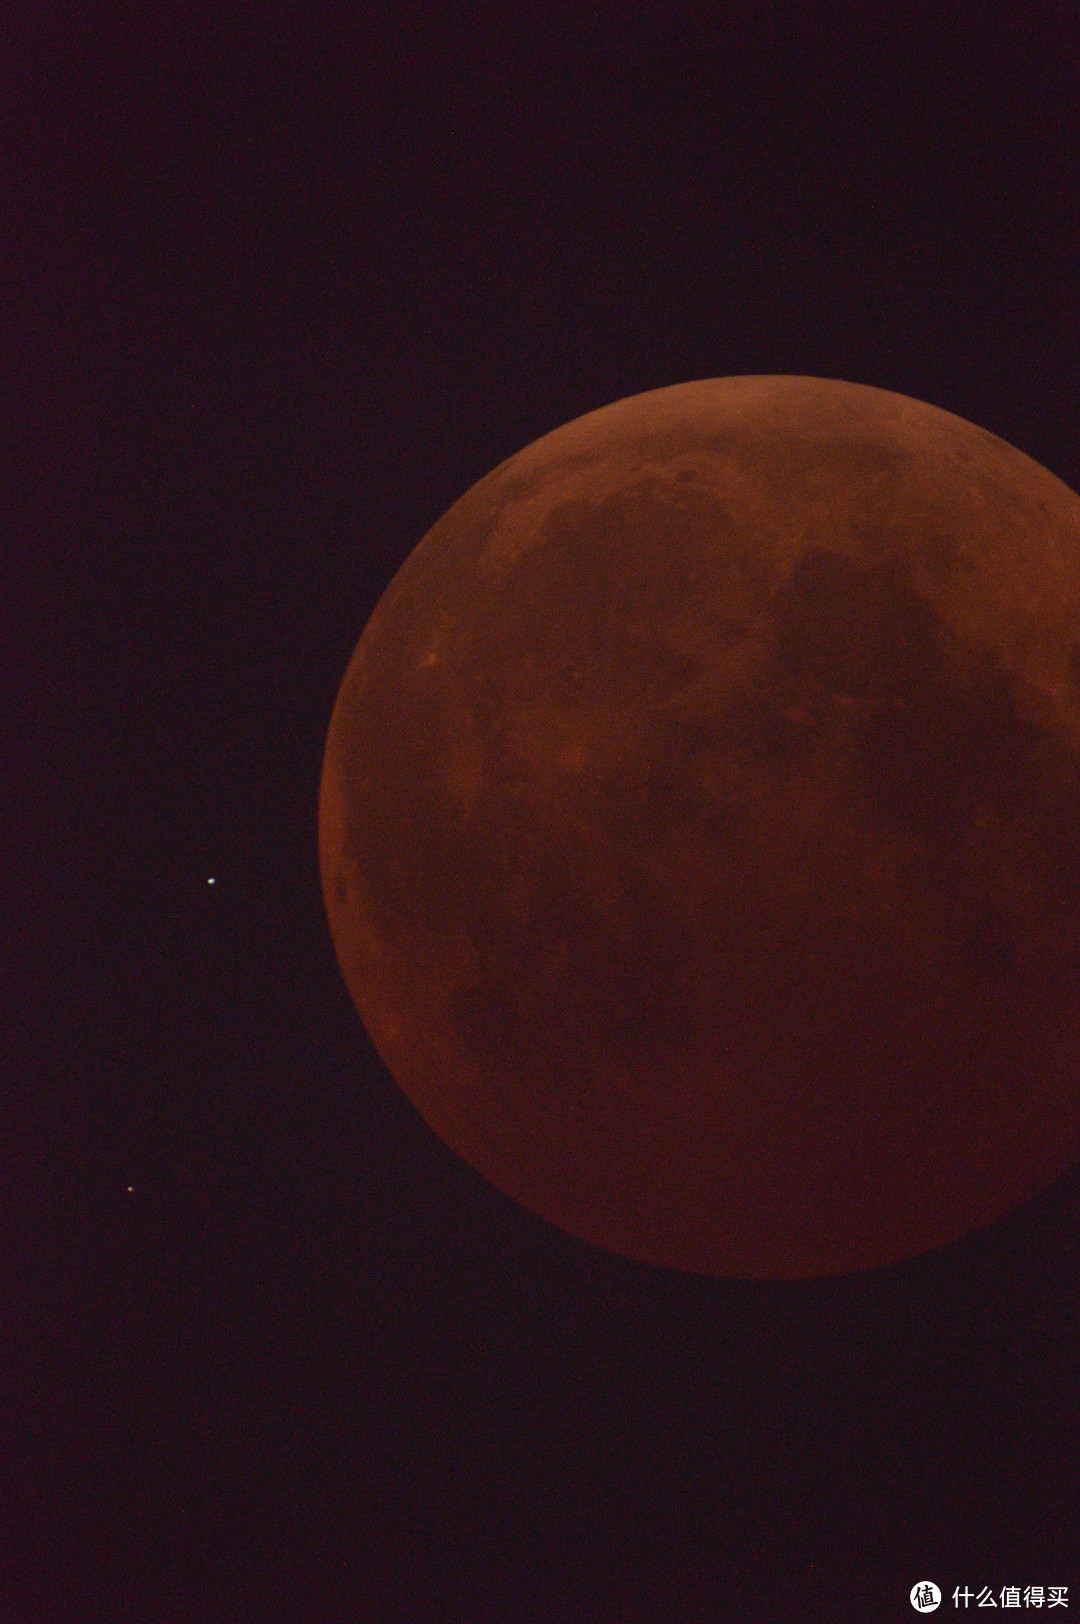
(320, 377), (1080, 1277)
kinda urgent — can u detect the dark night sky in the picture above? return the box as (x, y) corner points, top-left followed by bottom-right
(6, 6), (1080, 1620)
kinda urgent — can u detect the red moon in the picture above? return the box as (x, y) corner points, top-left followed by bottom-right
(319, 376), (1080, 1278)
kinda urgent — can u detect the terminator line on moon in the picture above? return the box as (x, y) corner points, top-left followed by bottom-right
(319, 375), (1080, 1278)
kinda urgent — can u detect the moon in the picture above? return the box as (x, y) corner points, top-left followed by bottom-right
(319, 376), (1080, 1278)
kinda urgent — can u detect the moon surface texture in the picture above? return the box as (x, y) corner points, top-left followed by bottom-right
(320, 376), (1080, 1278)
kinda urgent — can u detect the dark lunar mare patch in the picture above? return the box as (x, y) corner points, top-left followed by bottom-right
(756, 548), (1068, 884)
